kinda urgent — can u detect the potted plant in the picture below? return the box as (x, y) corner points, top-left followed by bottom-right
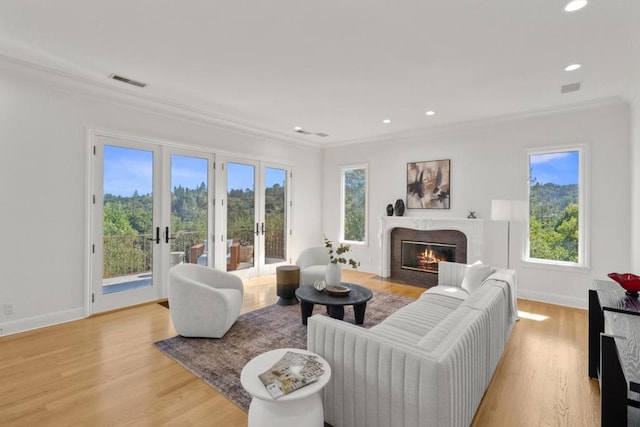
(323, 235), (360, 286)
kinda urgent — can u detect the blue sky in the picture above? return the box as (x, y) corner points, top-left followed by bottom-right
(529, 151), (579, 185)
(103, 146), (285, 196)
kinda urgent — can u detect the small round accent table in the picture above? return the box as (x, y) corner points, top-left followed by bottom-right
(240, 348), (331, 427)
(276, 265), (300, 306)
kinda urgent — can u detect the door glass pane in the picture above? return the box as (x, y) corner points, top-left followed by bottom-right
(265, 167), (286, 264)
(102, 145), (154, 294)
(170, 155), (209, 266)
(227, 162), (255, 271)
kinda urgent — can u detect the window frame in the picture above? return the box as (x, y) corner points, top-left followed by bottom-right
(524, 144), (589, 270)
(340, 163), (368, 246)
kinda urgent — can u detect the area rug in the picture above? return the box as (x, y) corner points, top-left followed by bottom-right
(154, 289), (414, 411)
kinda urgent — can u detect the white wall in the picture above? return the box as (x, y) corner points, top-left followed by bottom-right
(0, 59), (323, 335)
(323, 101), (631, 309)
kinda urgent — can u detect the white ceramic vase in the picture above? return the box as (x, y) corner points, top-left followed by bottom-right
(325, 263), (342, 286)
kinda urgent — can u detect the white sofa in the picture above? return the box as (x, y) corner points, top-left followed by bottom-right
(307, 261), (518, 427)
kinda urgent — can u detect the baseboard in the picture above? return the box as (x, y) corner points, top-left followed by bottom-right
(518, 289), (587, 310)
(0, 307), (85, 337)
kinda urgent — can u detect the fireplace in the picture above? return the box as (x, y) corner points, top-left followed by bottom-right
(401, 241), (456, 274)
(390, 227), (467, 287)
(379, 217), (484, 287)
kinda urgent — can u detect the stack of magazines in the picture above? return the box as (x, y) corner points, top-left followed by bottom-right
(258, 351), (325, 399)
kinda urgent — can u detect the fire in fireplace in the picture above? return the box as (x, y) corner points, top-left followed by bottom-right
(401, 240), (456, 274)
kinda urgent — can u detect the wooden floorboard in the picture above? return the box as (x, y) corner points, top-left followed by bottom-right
(0, 270), (600, 426)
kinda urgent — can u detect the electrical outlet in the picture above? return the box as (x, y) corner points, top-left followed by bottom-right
(4, 303), (13, 315)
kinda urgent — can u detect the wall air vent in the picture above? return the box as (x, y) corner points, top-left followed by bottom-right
(561, 82), (581, 93)
(108, 73), (148, 88)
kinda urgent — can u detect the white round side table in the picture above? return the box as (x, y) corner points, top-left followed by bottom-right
(240, 348), (332, 427)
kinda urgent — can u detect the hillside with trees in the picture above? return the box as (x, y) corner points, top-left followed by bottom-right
(103, 182), (286, 276)
(529, 182), (579, 262)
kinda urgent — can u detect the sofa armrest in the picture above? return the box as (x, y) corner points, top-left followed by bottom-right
(307, 315), (439, 427)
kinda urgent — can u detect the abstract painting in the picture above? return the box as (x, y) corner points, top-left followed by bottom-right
(406, 159), (450, 209)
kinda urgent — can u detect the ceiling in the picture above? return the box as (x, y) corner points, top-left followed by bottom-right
(0, 1), (638, 145)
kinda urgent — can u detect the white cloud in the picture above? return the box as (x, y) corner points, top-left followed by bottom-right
(529, 152), (569, 164)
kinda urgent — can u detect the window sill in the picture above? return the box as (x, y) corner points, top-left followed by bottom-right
(521, 259), (591, 274)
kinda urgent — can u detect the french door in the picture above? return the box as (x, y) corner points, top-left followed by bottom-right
(223, 157), (291, 278)
(90, 133), (213, 313)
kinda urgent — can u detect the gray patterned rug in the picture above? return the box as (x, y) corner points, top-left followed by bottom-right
(154, 289), (414, 411)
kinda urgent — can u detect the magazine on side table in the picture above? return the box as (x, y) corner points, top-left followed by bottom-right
(258, 351), (325, 399)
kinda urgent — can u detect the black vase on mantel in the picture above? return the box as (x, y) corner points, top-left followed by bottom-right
(386, 204), (394, 216)
(394, 199), (405, 216)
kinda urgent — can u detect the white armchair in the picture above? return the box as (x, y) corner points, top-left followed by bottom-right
(168, 263), (244, 338)
(295, 246), (330, 285)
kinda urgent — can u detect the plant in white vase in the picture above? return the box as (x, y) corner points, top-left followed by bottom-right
(323, 235), (360, 286)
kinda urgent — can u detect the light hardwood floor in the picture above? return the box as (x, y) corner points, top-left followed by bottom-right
(0, 270), (600, 426)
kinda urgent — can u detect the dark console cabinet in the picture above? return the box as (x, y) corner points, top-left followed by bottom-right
(588, 279), (640, 426)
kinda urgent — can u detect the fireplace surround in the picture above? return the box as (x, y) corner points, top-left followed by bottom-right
(391, 228), (467, 286)
(379, 217), (484, 287)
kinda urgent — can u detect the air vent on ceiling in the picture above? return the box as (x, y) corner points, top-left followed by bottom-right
(294, 127), (329, 137)
(561, 82), (581, 93)
(108, 73), (148, 88)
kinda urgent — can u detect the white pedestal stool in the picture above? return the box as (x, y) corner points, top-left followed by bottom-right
(240, 348), (331, 427)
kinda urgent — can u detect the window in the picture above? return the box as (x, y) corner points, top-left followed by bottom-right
(341, 165), (368, 244)
(526, 147), (587, 266)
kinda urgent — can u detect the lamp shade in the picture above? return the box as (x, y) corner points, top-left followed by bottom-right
(491, 200), (512, 221)
(491, 200), (527, 221)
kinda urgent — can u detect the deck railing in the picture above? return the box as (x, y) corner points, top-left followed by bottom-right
(103, 229), (285, 278)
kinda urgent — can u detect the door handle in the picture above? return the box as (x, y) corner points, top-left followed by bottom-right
(147, 227), (160, 244)
(165, 226), (176, 244)
(261, 222), (265, 235)
(255, 222), (260, 236)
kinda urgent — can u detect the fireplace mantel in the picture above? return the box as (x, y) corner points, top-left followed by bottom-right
(378, 217), (484, 278)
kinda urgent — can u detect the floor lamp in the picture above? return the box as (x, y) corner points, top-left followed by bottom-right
(491, 200), (526, 269)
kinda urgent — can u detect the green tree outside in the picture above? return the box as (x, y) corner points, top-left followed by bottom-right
(343, 168), (366, 242)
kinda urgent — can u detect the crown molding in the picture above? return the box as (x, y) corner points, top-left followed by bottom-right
(0, 52), (630, 151)
(0, 53), (323, 150)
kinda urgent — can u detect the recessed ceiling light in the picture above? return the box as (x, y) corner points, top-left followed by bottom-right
(382, 118), (392, 124)
(564, 0), (587, 12)
(293, 126), (302, 131)
(425, 110), (436, 116)
(564, 63), (581, 71)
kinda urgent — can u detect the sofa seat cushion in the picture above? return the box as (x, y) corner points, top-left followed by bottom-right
(417, 305), (480, 353)
(367, 323), (424, 345)
(418, 291), (467, 310)
(422, 285), (469, 301)
(370, 296), (460, 342)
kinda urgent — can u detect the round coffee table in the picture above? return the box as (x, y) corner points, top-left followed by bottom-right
(240, 348), (331, 427)
(295, 282), (373, 325)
